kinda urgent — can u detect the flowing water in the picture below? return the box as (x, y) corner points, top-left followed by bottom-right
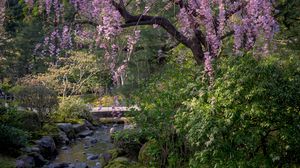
(53, 124), (124, 167)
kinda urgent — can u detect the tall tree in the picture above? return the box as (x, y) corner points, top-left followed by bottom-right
(22, 0), (278, 80)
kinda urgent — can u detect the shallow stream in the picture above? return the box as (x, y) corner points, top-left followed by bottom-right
(53, 124), (123, 167)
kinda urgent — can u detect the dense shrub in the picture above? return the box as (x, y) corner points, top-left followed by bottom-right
(0, 124), (29, 150)
(176, 55), (300, 167)
(54, 97), (92, 122)
(138, 140), (161, 167)
(0, 108), (41, 131)
(128, 58), (195, 167)
(10, 84), (58, 122)
(112, 129), (146, 157)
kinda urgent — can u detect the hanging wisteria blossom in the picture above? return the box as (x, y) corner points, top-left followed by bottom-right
(25, 0), (278, 81)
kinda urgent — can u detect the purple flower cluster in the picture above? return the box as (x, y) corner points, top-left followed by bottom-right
(96, 0), (122, 41)
(24, 0), (278, 83)
(177, 8), (194, 38)
(234, 0), (278, 53)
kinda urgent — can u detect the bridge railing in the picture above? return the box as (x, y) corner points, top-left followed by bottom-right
(90, 106), (140, 112)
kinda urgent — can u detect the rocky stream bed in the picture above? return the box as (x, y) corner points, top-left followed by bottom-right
(15, 120), (136, 168)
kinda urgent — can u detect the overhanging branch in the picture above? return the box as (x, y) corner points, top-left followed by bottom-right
(112, 0), (191, 47)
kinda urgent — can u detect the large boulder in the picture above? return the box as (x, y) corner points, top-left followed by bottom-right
(87, 154), (99, 160)
(84, 120), (96, 130)
(21, 146), (40, 153)
(57, 123), (76, 139)
(36, 136), (57, 159)
(16, 155), (35, 168)
(57, 131), (70, 145)
(28, 152), (48, 167)
(72, 124), (88, 134)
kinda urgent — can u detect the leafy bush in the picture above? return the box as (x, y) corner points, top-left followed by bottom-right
(138, 140), (161, 167)
(0, 124), (29, 150)
(176, 55), (300, 167)
(0, 108), (41, 131)
(54, 97), (92, 122)
(128, 58), (195, 167)
(10, 84), (58, 122)
(32, 123), (60, 142)
(112, 129), (146, 157)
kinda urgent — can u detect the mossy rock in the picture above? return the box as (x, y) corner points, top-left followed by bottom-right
(138, 140), (160, 166)
(100, 148), (123, 166)
(107, 148), (121, 160)
(104, 157), (145, 168)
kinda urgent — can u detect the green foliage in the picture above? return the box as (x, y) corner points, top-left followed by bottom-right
(176, 54), (300, 167)
(24, 51), (110, 96)
(32, 123), (60, 142)
(0, 108), (41, 131)
(128, 54), (195, 167)
(10, 84), (58, 122)
(0, 124), (29, 150)
(112, 129), (146, 157)
(138, 140), (161, 167)
(54, 96), (92, 122)
(105, 158), (145, 168)
(0, 154), (16, 168)
(275, 0), (300, 50)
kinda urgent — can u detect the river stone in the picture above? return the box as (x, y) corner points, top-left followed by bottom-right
(21, 146), (40, 153)
(31, 146), (41, 153)
(91, 163), (102, 168)
(101, 125), (108, 129)
(101, 153), (112, 164)
(68, 162), (88, 168)
(28, 152), (48, 167)
(61, 146), (68, 150)
(16, 155), (35, 168)
(77, 130), (94, 138)
(36, 136), (57, 160)
(90, 138), (98, 144)
(84, 145), (89, 149)
(43, 163), (69, 168)
(57, 123), (76, 139)
(84, 136), (98, 144)
(72, 124), (89, 134)
(123, 124), (135, 130)
(87, 154), (99, 160)
(84, 120), (96, 130)
(109, 127), (116, 134)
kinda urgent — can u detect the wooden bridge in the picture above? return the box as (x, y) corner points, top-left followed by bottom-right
(90, 106), (140, 118)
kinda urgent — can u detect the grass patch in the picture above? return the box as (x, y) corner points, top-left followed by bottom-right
(0, 154), (15, 168)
